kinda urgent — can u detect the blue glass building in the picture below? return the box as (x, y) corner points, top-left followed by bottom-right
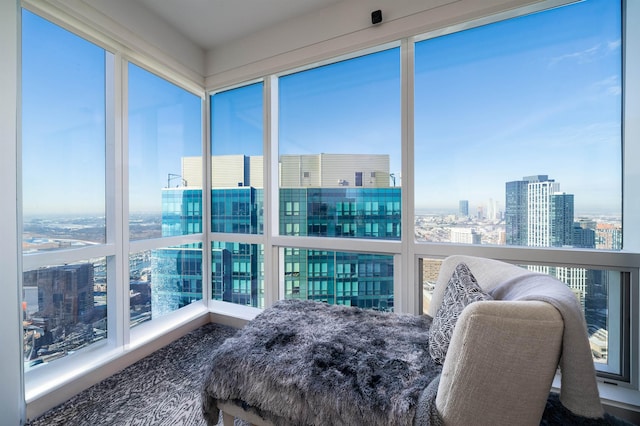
(155, 156), (401, 311)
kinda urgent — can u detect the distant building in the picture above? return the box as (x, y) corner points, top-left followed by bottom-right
(573, 222), (596, 249)
(505, 175), (588, 308)
(506, 175), (576, 248)
(486, 198), (500, 221)
(550, 193), (574, 247)
(527, 177), (561, 247)
(22, 263), (100, 362)
(505, 179), (530, 245)
(596, 223), (622, 250)
(450, 228), (481, 244)
(458, 200), (469, 217)
(23, 263), (95, 328)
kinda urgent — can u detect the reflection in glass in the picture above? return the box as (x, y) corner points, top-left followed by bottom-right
(23, 258), (107, 369)
(130, 244), (203, 328)
(280, 187), (400, 239)
(211, 242), (264, 308)
(414, 0), (622, 248)
(128, 63), (202, 240)
(22, 10), (108, 250)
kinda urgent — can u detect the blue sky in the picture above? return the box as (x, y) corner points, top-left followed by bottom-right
(128, 63), (201, 213)
(22, 0), (621, 217)
(22, 10), (107, 216)
(413, 0), (621, 214)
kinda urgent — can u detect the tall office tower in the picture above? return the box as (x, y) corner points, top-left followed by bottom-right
(506, 175), (576, 248)
(459, 200), (469, 217)
(486, 198), (500, 221)
(279, 154), (398, 310)
(23, 263), (95, 328)
(151, 244), (204, 318)
(155, 154), (400, 312)
(22, 263), (99, 361)
(505, 175), (587, 312)
(527, 178), (561, 247)
(505, 180), (530, 245)
(550, 193), (574, 247)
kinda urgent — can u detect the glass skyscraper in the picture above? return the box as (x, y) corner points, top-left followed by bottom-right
(154, 155), (400, 311)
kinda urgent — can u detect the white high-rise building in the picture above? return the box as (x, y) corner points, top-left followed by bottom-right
(527, 179), (560, 247)
(450, 228), (481, 244)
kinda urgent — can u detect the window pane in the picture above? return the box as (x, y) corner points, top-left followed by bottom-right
(419, 257), (625, 376)
(284, 249), (394, 311)
(130, 244), (203, 327)
(22, 10), (107, 251)
(129, 63), (202, 239)
(23, 258), (107, 369)
(414, 0), (622, 248)
(279, 49), (401, 239)
(211, 83), (264, 234)
(212, 242), (264, 308)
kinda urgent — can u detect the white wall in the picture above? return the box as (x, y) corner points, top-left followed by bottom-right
(24, 0), (206, 85)
(82, 0), (204, 79)
(0, 0), (25, 423)
(204, 0), (572, 88)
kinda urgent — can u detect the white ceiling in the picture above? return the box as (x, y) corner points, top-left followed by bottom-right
(131, 0), (344, 50)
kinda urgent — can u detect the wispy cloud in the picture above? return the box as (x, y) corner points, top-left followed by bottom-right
(549, 39), (620, 68)
(608, 39), (621, 51)
(593, 75), (621, 96)
(549, 44), (602, 67)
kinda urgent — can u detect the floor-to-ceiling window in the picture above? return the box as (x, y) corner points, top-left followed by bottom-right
(210, 82), (265, 308)
(22, 8), (111, 369)
(413, 0), (626, 379)
(208, 0), (633, 385)
(21, 5), (205, 400)
(276, 48), (401, 310)
(128, 62), (203, 326)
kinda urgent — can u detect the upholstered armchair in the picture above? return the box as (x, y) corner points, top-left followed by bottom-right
(428, 255), (564, 425)
(202, 255), (603, 426)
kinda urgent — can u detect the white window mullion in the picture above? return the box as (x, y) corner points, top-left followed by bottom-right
(2, 1), (23, 422)
(264, 76), (279, 309)
(400, 37), (417, 315)
(623, 0), (640, 394)
(202, 93), (212, 303)
(113, 55), (130, 348)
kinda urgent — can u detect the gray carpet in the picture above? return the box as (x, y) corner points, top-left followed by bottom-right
(26, 321), (636, 426)
(26, 323), (237, 426)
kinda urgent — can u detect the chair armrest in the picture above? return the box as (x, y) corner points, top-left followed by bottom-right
(435, 300), (563, 426)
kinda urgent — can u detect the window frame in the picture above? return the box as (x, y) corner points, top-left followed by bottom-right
(20, 4), (209, 403)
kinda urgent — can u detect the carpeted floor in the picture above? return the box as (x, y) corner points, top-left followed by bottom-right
(26, 322), (636, 426)
(26, 323), (237, 426)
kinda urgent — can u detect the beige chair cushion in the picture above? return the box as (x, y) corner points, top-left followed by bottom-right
(436, 300), (563, 426)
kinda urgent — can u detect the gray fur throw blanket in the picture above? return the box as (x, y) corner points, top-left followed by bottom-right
(201, 299), (442, 426)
